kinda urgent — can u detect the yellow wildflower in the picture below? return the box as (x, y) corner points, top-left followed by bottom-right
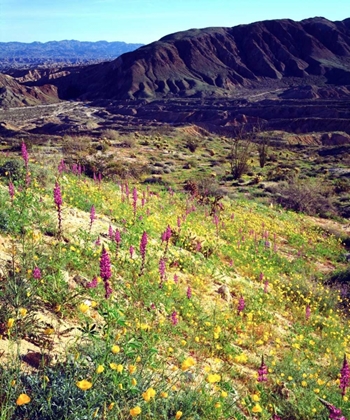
(130, 406), (142, 417)
(19, 308), (27, 317)
(108, 402), (115, 410)
(16, 394), (31, 405)
(160, 391), (168, 398)
(181, 357), (196, 371)
(96, 365), (104, 374)
(175, 411), (183, 419)
(131, 378), (137, 386)
(79, 303), (89, 314)
(7, 318), (15, 329)
(252, 394), (260, 402)
(206, 374), (221, 383)
(142, 387), (156, 402)
(76, 379), (92, 391)
(128, 365), (137, 374)
(111, 345), (120, 354)
(252, 403), (263, 413)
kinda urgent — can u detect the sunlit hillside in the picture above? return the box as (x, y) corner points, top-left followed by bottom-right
(0, 140), (349, 420)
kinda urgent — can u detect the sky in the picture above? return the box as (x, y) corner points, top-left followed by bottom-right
(0, 0), (349, 44)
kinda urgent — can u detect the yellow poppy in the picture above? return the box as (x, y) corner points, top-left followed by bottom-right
(76, 379), (92, 391)
(16, 394), (31, 405)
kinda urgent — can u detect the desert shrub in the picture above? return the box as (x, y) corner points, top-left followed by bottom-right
(334, 178), (350, 194)
(61, 136), (92, 158)
(0, 160), (23, 180)
(184, 137), (201, 153)
(102, 129), (119, 141)
(273, 177), (335, 216)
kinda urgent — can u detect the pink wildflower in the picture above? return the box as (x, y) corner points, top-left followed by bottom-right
(257, 355), (268, 382)
(237, 296), (245, 314)
(100, 246), (112, 281)
(340, 354), (350, 397)
(32, 267), (41, 280)
(171, 311), (178, 325)
(86, 276), (98, 289)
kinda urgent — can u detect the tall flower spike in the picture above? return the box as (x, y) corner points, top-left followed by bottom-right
(100, 246), (112, 281)
(159, 258), (166, 282)
(132, 187), (138, 219)
(171, 311), (178, 325)
(340, 354), (350, 397)
(257, 355), (268, 382)
(319, 398), (346, 420)
(89, 205), (96, 233)
(237, 295), (245, 314)
(139, 231), (148, 275)
(305, 305), (311, 320)
(140, 231), (148, 259)
(53, 181), (63, 238)
(21, 142), (29, 167)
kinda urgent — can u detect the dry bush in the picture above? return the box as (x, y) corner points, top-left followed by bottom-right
(102, 129), (120, 141)
(61, 136), (92, 158)
(273, 177), (335, 216)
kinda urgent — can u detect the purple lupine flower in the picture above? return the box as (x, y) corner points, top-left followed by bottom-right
(171, 311), (178, 325)
(174, 274), (179, 283)
(161, 225), (172, 243)
(108, 225), (114, 239)
(115, 229), (121, 245)
(340, 354), (350, 396)
(132, 187), (138, 218)
(319, 398), (346, 420)
(100, 246), (112, 281)
(140, 231), (148, 259)
(187, 286), (192, 299)
(159, 258), (166, 281)
(8, 182), (15, 200)
(257, 355), (268, 382)
(306, 305), (311, 320)
(86, 276), (98, 289)
(237, 296), (245, 314)
(33, 267), (41, 280)
(104, 280), (113, 299)
(53, 181), (63, 237)
(125, 183), (130, 201)
(95, 236), (101, 246)
(58, 159), (66, 174)
(53, 182), (63, 207)
(196, 241), (202, 252)
(259, 272), (264, 282)
(89, 205), (96, 233)
(271, 415), (281, 420)
(129, 245), (135, 259)
(264, 280), (269, 293)
(21, 142), (29, 167)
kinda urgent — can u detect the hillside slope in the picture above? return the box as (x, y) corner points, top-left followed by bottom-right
(47, 16), (350, 100)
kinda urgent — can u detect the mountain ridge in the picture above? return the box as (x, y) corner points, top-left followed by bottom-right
(0, 40), (144, 71)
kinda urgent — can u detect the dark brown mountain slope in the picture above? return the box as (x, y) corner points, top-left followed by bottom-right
(45, 16), (350, 100)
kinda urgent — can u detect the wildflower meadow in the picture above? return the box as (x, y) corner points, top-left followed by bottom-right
(0, 141), (349, 419)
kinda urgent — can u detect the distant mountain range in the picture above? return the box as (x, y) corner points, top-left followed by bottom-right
(0, 40), (143, 71)
(1, 17), (350, 136)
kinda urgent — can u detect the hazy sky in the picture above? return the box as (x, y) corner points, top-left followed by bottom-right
(1, 0), (349, 44)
